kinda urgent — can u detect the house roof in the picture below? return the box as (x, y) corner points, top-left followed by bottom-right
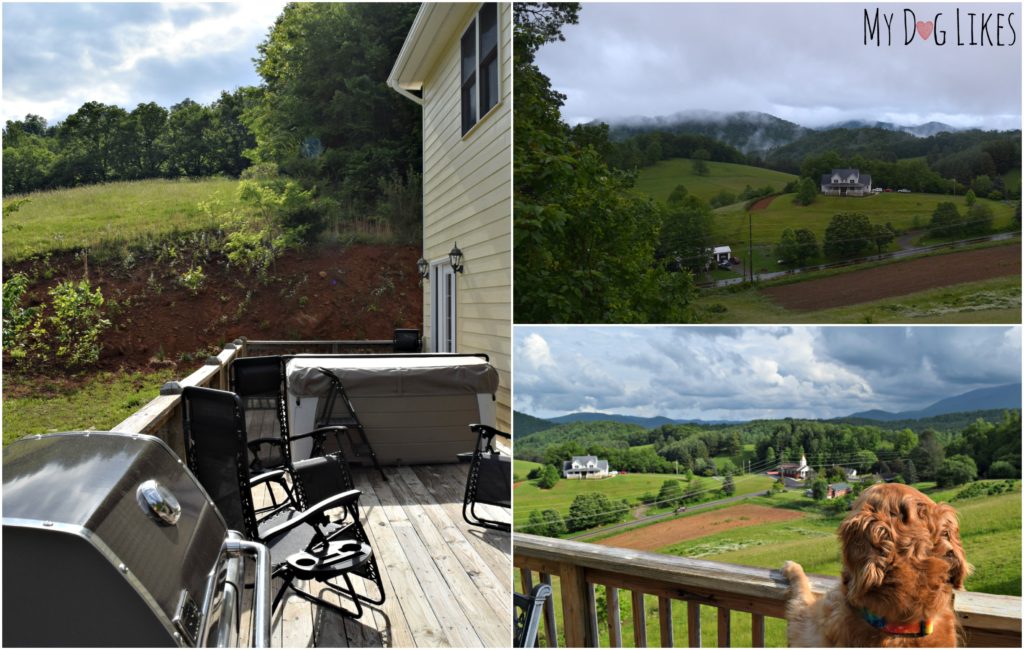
(563, 456), (609, 472)
(830, 482), (852, 491)
(713, 246), (732, 255)
(388, 3), (478, 94)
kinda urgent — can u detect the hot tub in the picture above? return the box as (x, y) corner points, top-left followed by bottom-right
(285, 354), (499, 465)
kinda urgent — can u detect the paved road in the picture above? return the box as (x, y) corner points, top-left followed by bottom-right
(567, 489), (771, 542)
(701, 232), (1018, 289)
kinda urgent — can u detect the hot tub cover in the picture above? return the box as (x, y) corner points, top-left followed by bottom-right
(287, 354), (499, 398)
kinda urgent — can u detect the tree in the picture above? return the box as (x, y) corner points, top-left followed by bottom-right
(964, 189), (977, 207)
(667, 184), (689, 206)
(823, 212), (873, 259)
(794, 177), (818, 206)
(722, 471), (736, 496)
(936, 454), (978, 488)
(513, 3), (696, 323)
(930, 202), (963, 238)
(902, 459), (919, 484)
(537, 465), (561, 489)
(870, 222), (895, 254)
(770, 477), (785, 494)
(657, 479), (684, 507)
(691, 148), (710, 176)
(567, 492), (619, 532)
(855, 450), (878, 474)
(246, 3), (422, 228)
(966, 202), (994, 235)
(971, 174), (994, 197)
(910, 430), (945, 480)
(682, 477), (706, 503)
(810, 478), (828, 500)
(660, 195), (713, 274)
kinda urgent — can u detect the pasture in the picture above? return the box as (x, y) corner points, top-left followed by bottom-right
(2, 177), (241, 262)
(711, 191), (1015, 251)
(514, 459), (543, 482)
(633, 158), (797, 204)
(525, 483), (1020, 647)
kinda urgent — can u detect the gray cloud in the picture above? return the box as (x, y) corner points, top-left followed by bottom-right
(2, 2), (284, 124)
(514, 326), (1021, 420)
(536, 3), (1022, 129)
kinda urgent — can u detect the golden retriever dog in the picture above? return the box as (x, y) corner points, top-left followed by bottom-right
(782, 483), (969, 647)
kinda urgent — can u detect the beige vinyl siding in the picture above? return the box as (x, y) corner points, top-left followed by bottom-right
(420, 2), (511, 432)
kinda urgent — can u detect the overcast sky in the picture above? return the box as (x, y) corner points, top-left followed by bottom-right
(536, 2), (1022, 129)
(2, 2), (286, 125)
(514, 326), (1021, 421)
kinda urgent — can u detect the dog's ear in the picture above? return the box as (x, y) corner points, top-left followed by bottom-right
(932, 503), (971, 589)
(839, 509), (895, 599)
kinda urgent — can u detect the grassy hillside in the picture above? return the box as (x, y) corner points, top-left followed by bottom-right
(2, 177), (241, 262)
(712, 191), (1014, 250)
(634, 158), (797, 204)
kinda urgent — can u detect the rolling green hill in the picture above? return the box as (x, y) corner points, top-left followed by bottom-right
(712, 191), (1014, 249)
(2, 177), (241, 262)
(634, 158), (797, 204)
(513, 411), (556, 438)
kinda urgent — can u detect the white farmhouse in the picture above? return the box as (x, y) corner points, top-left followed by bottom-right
(562, 455), (614, 480)
(388, 3), (511, 431)
(820, 168), (873, 197)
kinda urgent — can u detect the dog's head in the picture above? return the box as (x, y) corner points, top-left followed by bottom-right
(838, 483), (968, 622)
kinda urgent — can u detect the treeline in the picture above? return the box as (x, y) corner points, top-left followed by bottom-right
(520, 411), (1022, 488)
(3, 92), (254, 194)
(601, 128), (747, 170)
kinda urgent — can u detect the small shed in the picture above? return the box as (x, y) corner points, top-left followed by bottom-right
(712, 246), (732, 265)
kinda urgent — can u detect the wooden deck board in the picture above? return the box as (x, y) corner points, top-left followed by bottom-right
(250, 460), (509, 647)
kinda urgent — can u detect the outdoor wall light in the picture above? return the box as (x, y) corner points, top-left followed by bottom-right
(416, 257), (430, 279)
(449, 243), (465, 273)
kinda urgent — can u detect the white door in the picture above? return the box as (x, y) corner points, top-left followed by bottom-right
(431, 261), (456, 352)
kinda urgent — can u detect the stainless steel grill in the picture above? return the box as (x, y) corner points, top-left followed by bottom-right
(3, 432), (271, 647)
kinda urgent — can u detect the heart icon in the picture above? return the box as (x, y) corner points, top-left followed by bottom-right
(916, 20), (934, 40)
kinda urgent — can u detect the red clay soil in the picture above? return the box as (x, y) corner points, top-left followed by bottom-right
(749, 195), (776, 211)
(4, 243), (422, 395)
(761, 244), (1021, 311)
(596, 504), (804, 553)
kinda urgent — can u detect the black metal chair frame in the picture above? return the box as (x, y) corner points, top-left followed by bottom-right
(314, 367), (387, 481)
(514, 583), (552, 648)
(181, 386), (385, 619)
(462, 423), (512, 532)
(230, 355), (349, 474)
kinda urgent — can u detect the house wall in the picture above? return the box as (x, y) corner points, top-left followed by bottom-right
(419, 3), (512, 431)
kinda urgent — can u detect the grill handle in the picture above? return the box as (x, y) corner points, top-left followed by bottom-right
(224, 539), (272, 648)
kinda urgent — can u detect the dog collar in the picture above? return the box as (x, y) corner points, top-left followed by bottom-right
(860, 608), (934, 637)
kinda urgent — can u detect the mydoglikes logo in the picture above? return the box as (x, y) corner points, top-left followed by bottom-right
(864, 8), (1017, 46)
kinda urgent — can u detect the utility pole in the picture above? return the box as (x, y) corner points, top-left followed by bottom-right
(748, 211), (754, 283)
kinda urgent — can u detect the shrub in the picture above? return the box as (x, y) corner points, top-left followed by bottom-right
(178, 266), (206, 295)
(537, 465), (561, 489)
(987, 460), (1019, 479)
(657, 479), (684, 507)
(2, 273), (37, 356)
(47, 279), (111, 369)
(936, 454), (978, 488)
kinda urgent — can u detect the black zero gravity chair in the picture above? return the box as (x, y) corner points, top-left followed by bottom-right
(514, 583), (553, 648)
(460, 423), (512, 532)
(230, 355), (349, 474)
(181, 386), (384, 618)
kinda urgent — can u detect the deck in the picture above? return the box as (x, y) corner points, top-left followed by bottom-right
(248, 409), (511, 647)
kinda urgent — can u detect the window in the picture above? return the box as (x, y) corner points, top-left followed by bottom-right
(430, 260), (456, 352)
(461, 3), (499, 135)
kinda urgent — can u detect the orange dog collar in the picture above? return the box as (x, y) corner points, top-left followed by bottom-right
(861, 608), (934, 637)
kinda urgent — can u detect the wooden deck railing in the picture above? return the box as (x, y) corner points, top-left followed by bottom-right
(514, 533), (1022, 648)
(111, 337), (394, 458)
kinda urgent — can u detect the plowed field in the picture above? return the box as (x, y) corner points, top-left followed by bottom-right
(762, 244), (1020, 311)
(595, 504), (804, 552)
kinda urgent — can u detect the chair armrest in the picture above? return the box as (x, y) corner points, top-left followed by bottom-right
(470, 423), (511, 440)
(291, 426), (348, 442)
(260, 489), (362, 539)
(250, 468), (290, 488)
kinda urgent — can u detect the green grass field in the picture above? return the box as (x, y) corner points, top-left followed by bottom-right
(514, 459), (543, 481)
(3, 368), (178, 445)
(2, 177), (241, 262)
(634, 159), (797, 204)
(527, 483), (1020, 648)
(697, 274), (1022, 324)
(711, 191), (1014, 251)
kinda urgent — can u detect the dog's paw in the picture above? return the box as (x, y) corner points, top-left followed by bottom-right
(781, 560), (804, 582)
